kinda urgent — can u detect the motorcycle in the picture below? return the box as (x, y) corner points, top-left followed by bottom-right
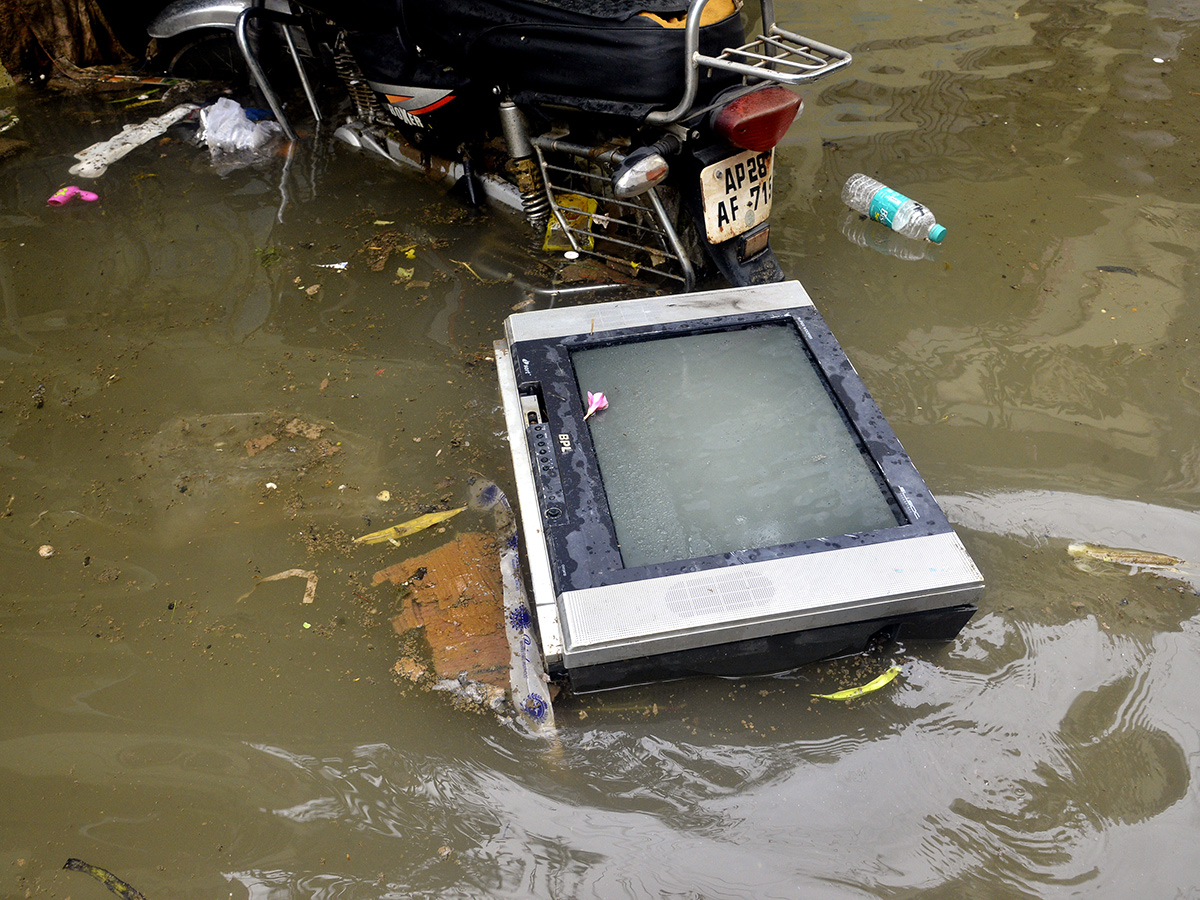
(148, 0), (851, 291)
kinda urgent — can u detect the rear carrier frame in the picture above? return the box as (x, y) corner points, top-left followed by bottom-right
(531, 134), (697, 291)
(645, 0), (852, 124)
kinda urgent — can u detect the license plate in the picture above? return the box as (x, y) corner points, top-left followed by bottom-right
(700, 149), (774, 243)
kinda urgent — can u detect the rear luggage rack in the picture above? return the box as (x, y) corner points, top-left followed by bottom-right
(698, 27), (852, 87)
(645, 0), (851, 124)
(531, 136), (696, 291)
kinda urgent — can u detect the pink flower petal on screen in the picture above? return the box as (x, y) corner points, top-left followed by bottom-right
(583, 390), (609, 420)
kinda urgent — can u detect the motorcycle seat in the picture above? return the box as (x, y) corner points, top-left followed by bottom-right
(405, 0), (744, 110)
(505, 0), (722, 19)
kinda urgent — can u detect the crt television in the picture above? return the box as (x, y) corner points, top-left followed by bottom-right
(494, 281), (982, 691)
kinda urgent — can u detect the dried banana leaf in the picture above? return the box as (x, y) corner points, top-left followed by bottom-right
(355, 507), (466, 545)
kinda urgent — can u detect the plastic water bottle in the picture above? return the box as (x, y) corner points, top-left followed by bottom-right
(841, 174), (946, 243)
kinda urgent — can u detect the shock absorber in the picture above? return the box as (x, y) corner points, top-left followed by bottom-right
(333, 33), (384, 123)
(498, 100), (549, 228)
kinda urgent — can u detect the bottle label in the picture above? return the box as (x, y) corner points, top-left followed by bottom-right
(867, 186), (909, 226)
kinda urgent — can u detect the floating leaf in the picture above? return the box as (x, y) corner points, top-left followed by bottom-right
(355, 507), (466, 545)
(811, 665), (902, 701)
(1067, 542), (1182, 569)
(63, 859), (149, 900)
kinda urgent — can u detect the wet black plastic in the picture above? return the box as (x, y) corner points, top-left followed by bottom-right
(564, 605), (978, 691)
(303, 0), (708, 24)
(403, 0), (745, 107)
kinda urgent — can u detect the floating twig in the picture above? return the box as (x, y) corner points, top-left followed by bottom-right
(449, 259), (485, 282)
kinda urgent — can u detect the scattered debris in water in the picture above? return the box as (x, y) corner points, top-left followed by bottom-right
(284, 417), (326, 441)
(245, 434), (277, 457)
(377, 530), (510, 711)
(360, 228), (443, 272)
(1068, 541), (1183, 574)
(473, 476), (556, 732)
(811, 665), (902, 701)
(47, 185), (98, 206)
(68, 103), (198, 178)
(356, 507), (465, 545)
(238, 568), (318, 605)
(63, 859), (148, 900)
(391, 655), (428, 683)
(368, 479), (555, 730)
(197, 97), (282, 154)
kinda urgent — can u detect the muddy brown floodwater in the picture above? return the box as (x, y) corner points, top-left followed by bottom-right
(4, 0), (1200, 897)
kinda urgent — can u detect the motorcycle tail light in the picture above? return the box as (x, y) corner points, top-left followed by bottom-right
(712, 87), (803, 152)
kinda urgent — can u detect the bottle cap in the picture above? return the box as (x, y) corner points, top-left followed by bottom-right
(928, 224), (947, 243)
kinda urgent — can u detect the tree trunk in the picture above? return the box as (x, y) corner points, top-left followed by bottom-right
(0, 0), (129, 82)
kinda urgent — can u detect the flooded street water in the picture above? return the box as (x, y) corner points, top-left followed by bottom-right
(4, 0), (1200, 897)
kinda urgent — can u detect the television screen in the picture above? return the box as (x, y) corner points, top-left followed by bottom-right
(571, 324), (901, 569)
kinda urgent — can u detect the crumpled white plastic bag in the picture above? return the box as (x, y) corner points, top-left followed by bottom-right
(198, 97), (282, 153)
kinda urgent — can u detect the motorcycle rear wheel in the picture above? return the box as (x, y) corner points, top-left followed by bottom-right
(162, 31), (247, 83)
(157, 29), (283, 111)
